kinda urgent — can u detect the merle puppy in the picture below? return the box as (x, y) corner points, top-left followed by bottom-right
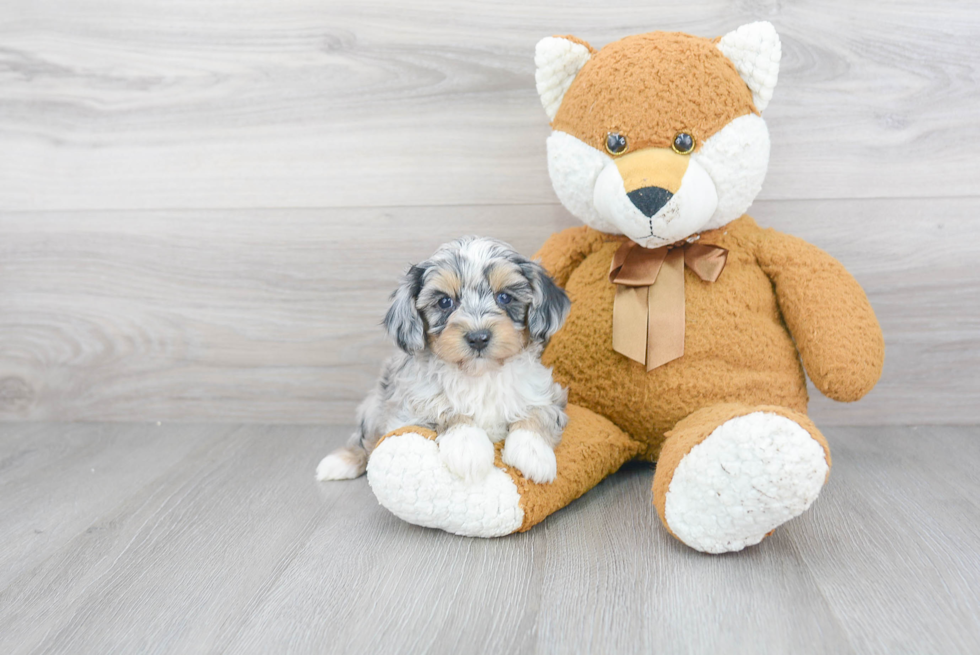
(316, 236), (571, 484)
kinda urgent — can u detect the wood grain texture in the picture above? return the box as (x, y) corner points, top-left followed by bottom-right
(0, 0), (978, 211)
(1, 423), (978, 654)
(2, 3), (976, 653)
(0, 422), (232, 590)
(1, 197), (977, 425)
(794, 426), (980, 654)
(0, 1), (978, 424)
(0, 204), (575, 423)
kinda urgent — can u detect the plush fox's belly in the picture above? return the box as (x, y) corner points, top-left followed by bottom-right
(542, 233), (808, 458)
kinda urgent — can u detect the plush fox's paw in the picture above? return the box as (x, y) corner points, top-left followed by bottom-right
(502, 430), (557, 484)
(366, 431), (524, 537)
(661, 412), (829, 554)
(438, 425), (495, 482)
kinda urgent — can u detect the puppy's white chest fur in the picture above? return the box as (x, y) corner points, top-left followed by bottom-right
(389, 351), (560, 442)
(440, 361), (534, 442)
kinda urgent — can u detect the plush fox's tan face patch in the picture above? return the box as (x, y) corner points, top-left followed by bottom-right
(552, 32), (756, 155)
(615, 148), (689, 195)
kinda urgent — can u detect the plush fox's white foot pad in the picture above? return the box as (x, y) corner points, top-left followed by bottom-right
(367, 432), (524, 537)
(663, 412), (829, 554)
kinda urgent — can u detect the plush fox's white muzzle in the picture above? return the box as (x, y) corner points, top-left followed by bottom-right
(594, 151), (718, 249)
(546, 114), (770, 246)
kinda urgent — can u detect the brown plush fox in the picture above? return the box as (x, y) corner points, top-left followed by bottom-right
(365, 22), (885, 553)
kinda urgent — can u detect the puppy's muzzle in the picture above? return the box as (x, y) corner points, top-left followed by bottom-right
(465, 329), (492, 352)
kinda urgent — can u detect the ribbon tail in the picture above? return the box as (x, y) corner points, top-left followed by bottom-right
(684, 242), (728, 282)
(612, 285), (649, 365)
(646, 248), (686, 371)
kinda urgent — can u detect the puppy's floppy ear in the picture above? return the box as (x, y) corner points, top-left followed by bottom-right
(519, 259), (571, 342)
(383, 263), (428, 353)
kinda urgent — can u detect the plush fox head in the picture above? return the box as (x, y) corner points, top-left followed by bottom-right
(536, 22), (780, 247)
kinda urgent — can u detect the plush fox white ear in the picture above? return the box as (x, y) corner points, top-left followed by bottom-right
(717, 21), (781, 112)
(535, 36), (592, 121)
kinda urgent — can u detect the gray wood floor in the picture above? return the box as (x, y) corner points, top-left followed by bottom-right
(1, 423), (978, 654)
(2, 2), (979, 654)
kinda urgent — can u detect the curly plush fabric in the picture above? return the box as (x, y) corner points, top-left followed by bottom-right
(505, 404), (643, 532)
(552, 32), (757, 154)
(539, 215), (878, 461)
(714, 22), (781, 111)
(367, 428), (526, 537)
(756, 230), (885, 401)
(370, 405), (644, 535)
(651, 403), (831, 543)
(370, 216), (882, 541)
(366, 25), (885, 552)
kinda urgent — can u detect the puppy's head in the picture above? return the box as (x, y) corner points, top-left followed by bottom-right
(383, 237), (570, 369)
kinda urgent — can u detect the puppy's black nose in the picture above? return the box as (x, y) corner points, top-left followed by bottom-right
(465, 329), (491, 352)
(627, 186), (674, 218)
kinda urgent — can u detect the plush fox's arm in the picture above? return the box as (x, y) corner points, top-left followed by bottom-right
(533, 226), (608, 287)
(756, 230), (885, 402)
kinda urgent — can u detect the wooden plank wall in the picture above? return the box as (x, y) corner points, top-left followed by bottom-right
(1, 0), (978, 425)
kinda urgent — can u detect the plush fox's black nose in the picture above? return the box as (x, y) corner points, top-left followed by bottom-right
(465, 329), (491, 352)
(627, 186), (674, 218)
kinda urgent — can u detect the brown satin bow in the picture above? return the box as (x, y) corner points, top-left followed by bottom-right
(608, 239), (728, 371)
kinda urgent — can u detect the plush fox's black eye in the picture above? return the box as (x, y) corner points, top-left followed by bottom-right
(605, 132), (628, 155)
(672, 132), (695, 155)
(438, 296), (454, 310)
(496, 292), (512, 305)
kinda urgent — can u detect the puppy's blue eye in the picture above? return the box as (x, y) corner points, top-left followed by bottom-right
(496, 292), (512, 305)
(438, 296), (454, 310)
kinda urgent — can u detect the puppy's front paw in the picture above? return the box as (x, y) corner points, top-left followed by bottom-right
(502, 430), (557, 484)
(438, 425), (495, 482)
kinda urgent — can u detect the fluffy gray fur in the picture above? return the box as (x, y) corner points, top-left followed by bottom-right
(317, 236), (571, 482)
